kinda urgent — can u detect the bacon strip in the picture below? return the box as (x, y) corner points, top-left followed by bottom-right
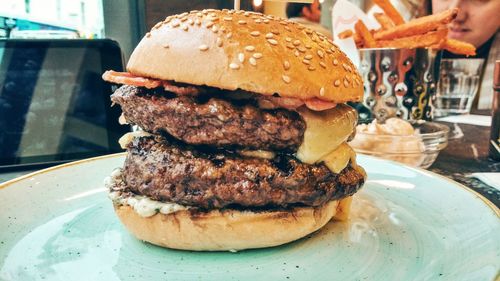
(103, 70), (337, 111)
(103, 70), (202, 95)
(304, 98), (337, 111)
(102, 70), (162, 89)
(259, 96), (337, 111)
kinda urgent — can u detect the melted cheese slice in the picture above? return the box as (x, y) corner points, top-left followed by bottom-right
(296, 104), (358, 165)
(321, 143), (356, 174)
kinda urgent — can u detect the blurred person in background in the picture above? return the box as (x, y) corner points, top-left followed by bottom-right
(286, 0), (333, 39)
(432, 0), (500, 109)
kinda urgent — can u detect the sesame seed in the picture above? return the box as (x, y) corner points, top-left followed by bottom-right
(344, 79), (349, 87)
(320, 87), (325, 96)
(153, 22), (163, 29)
(249, 57), (257, 66)
(326, 49), (332, 54)
(285, 37), (292, 42)
(196, 12), (203, 17)
(206, 22), (214, 28)
(342, 63), (349, 71)
(286, 44), (294, 49)
(226, 32), (232, 39)
(245, 45), (255, 52)
(202, 10), (208, 15)
(280, 21), (288, 25)
(294, 50), (300, 57)
(305, 29), (313, 34)
(179, 12), (188, 17)
(199, 44), (209, 51)
(319, 62), (326, 68)
(267, 39), (278, 45)
(244, 12), (250, 17)
(180, 17), (188, 22)
(293, 40), (301, 46)
(265, 33), (273, 39)
(302, 59), (310, 65)
(229, 63), (240, 70)
(271, 29), (280, 35)
(334, 79), (341, 87)
(195, 19), (201, 26)
(182, 25), (188, 31)
(216, 38), (223, 47)
(250, 31), (260, 37)
(305, 44), (312, 49)
(162, 43), (169, 48)
(317, 50), (324, 58)
(172, 22), (180, 28)
(263, 19), (270, 23)
(308, 65), (316, 71)
(212, 25), (219, 33)
(333, 59), (339, 66)
(304, 54), (313, 60)
(238, 53), (245, 63)
(146, 32), (151, 38)
(330, 47), (336, 53)
(282, 75), (291, 84)
(188, 19), (194, 25)
(220, 26), (226, 32)
(254, 19), (262, 23)
(298, 47), (306, 53)
(253, 53), (263, 59)
(283, 60), (290, 70)
(238, 20), (246, 25)
(284, 26), (291, 32)
(223, 17), (232, 21)
(164, 17), (172, 24)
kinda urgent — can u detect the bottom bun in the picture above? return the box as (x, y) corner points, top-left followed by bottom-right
(114, 197), (352, 251)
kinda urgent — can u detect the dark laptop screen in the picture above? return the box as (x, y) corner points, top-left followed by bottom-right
(0, 39), (128, 168)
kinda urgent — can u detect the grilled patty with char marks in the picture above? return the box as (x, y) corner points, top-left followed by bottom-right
(122, 136), (365, 209)
(111, 85), (306, 151)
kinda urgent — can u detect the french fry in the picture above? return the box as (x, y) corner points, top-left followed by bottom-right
(374, 12), (395, 30)
(340, 6), (475, 54)
(355, 20), (377, 48)
(373, 0), (405, 25)
(338, 29), (354, 39)
(441, 38), (476, 56)
(376, 28), (448, 49)
(374, 8), (458, 40)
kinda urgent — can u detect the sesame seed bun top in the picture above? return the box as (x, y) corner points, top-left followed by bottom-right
(127, 9), (363, 103)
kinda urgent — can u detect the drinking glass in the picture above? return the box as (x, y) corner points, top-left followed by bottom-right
(434, 58), (485, 117)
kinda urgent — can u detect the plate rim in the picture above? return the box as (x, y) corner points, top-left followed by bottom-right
(1, 153), (498, 216)
(0, 152), (126, 190)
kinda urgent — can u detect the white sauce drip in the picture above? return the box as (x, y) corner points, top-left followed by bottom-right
(105, 168), (190, 218)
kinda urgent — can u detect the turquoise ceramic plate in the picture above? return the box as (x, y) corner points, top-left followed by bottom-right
(1, 154), (499, 281)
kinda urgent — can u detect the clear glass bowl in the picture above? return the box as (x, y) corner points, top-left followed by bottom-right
(349, 121), (449, 169)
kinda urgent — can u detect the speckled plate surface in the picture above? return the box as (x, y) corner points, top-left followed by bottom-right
(1, 154), (499, 281)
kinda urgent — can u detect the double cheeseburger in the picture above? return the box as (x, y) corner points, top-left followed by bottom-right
(103, 9), (366, 251)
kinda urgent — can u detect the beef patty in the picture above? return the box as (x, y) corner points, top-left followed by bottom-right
(121, 136), (365, 209)
(111, 85), (306, 151)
